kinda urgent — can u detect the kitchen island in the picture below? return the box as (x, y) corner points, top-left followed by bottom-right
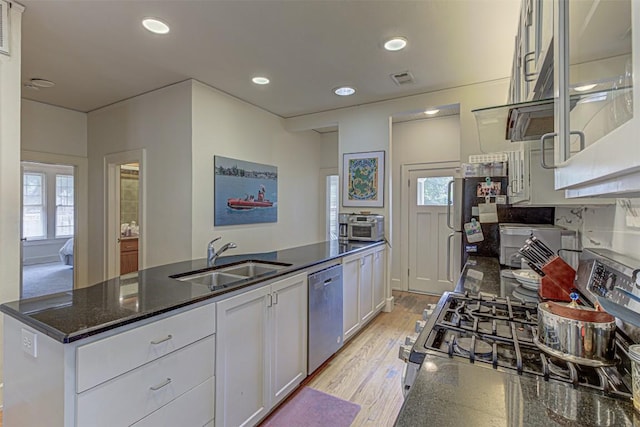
(1, 240), (386, 427)
(1, 240), (384, 343)
(395, 256), (638, 426)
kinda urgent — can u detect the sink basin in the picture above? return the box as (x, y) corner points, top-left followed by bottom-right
(171, 260), (292, 289)
(175, 271), (247, 287)
(220, 261), (289, 278)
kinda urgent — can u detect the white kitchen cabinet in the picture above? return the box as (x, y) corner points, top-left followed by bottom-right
(3, 303), (216, 427)
(359, 253), (374, 324)
(342, 245), (387, 342)
(551, 0), (640, 197)
(215, 272), (307, 427)
(373, 246), (386, 311)
(507, 144), (613, 205)
(270, 273), (308, 407)
(342, 254), (361, 340)
(510, 0), (554, 103)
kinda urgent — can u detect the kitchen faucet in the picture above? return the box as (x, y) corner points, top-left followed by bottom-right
(207, 237), (238, 267)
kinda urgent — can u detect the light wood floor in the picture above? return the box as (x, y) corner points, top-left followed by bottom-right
(0, 291), (437, 427)
(304, 290), (439, 426)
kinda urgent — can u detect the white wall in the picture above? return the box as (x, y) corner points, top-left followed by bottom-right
(319, 131), (338, 169)
(22, 100), (87, 157)
(0, 2), (24, 408)
(191, 81), (325, 257)
(391, 116), (461, 288)
(556, 199), (640, 257)
(87, 81), (193, 284)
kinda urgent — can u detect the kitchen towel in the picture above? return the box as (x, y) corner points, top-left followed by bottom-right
(260, 386), (360, 427)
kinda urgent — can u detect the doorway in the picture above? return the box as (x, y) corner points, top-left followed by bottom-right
(20, 161), (75, 298)
(105, 150), (145, 280)
(405, 164), (458, 295)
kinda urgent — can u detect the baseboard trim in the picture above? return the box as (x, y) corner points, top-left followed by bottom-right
(384, 296), (394, 312)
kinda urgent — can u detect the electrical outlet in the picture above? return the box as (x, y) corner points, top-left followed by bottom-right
(21, 328), (37, 358)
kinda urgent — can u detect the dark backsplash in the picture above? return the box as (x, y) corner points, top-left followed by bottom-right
(497, 206), (555, 224)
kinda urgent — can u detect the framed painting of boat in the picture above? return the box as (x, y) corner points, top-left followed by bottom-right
(343, 150), (384, 208)
(214, 156), (277, 226)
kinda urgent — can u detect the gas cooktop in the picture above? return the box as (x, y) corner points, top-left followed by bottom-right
(410, 292), (634, 400)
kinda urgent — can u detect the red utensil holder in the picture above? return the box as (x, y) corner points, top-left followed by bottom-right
(538, 256), (576, 302)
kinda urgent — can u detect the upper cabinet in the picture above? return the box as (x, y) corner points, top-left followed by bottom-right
(553, 0), (638, 197)
(475, 0), (638, 198)
(510, 0), (554, 104)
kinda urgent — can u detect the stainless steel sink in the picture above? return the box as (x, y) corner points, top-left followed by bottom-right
(175, 271), (247, 287)
(219, 261), (289, 278)
(171, 260), (291, 288)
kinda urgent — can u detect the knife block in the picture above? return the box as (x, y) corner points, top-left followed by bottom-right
(538, 256), (576, 302)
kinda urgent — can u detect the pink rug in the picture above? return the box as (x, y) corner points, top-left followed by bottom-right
(262, 387), (361, 427)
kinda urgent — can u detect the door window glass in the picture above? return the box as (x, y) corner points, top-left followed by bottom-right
(417, 176), (453, 206)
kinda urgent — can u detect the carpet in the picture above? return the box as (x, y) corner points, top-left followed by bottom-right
(22, 261), (73, 299)
(262, 387), (360, 427)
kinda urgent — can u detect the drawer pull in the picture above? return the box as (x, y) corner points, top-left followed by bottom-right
(150, 334), (173, 345)
(149, 378), (172, 391)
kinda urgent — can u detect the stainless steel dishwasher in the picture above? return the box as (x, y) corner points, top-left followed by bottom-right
(308, 264), (343, 374)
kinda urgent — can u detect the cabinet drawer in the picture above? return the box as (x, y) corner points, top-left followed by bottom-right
(121, 238), (138, 252)
(76, 303), (216, 392)
(132, 376), (214, 427)
(77, 335), (215, 427)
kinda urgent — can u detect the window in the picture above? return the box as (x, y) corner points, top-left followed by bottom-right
(417, 176), (453, 206)
(22, 163), (74, 241)
(56, 174), (74, 237)
(326, 175), (339, 240)
(23, 173), (46, 239)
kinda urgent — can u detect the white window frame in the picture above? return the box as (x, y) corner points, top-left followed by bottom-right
(55, 173), (74, 238)
(22, 172), (46, 240)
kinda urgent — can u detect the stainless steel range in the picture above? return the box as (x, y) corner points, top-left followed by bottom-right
(399, 248), (640, 410)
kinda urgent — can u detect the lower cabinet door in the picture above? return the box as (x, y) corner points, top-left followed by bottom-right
(132, 377), (214, 427)
(342, 256), (360, 341)
(76, 336), (215, 427)
(271, 273), (308, 406)
(216, 286), (271, 427)
(373, 248), (386, 310)
(359, 254), (374, 323)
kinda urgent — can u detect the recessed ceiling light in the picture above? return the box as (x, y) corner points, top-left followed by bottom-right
(334, 86), (356, 96)
(574, 83), (597, 92)
(384, 37), (408, 51)
(142, 18), (170, 35)
(424, 109), (440, 115)
(252, 77), (270, 85)
(29, 78), (55, 88)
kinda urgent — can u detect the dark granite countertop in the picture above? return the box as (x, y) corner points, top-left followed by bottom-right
(454, 256), (503, 296)
(0, 240), (384, 343)
(395, 354), (636, 427)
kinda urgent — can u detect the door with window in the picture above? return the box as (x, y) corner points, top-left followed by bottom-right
(21, 162), (75, 298)
(408, 169), (456, 295)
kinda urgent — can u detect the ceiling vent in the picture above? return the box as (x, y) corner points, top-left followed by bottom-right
(0, 0), (9, 55)
(391, 71), (414, 86)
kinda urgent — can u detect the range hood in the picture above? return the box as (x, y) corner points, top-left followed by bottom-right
(472, 98), (556, 146)
(472, 95), (587, 149)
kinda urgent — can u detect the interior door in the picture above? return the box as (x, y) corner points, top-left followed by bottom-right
(408, 169), (456, 295)
(105, 151), (144, 280)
